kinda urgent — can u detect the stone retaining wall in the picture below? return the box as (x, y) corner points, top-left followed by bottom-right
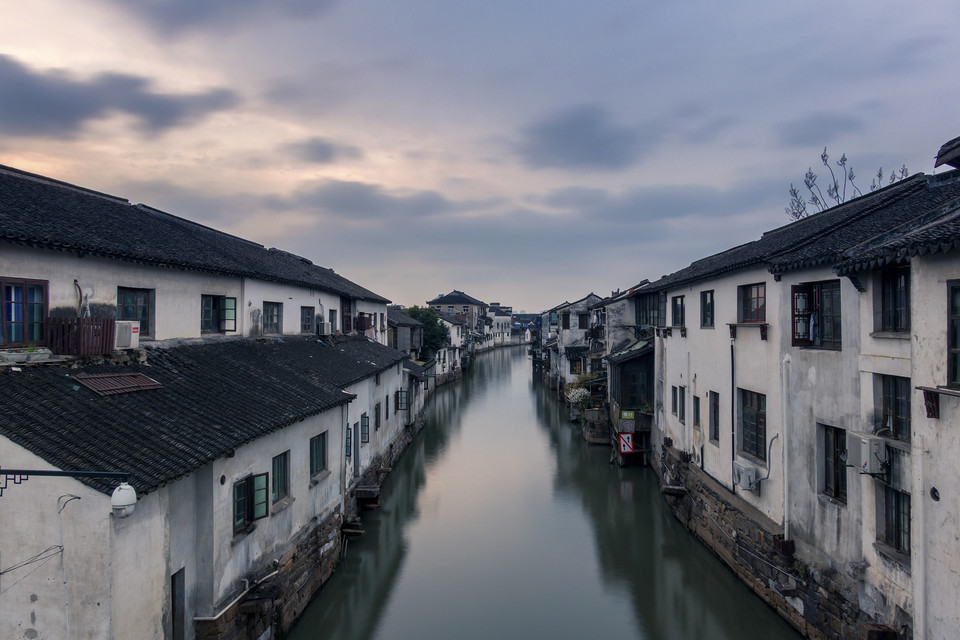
(655, 445), (885, 640)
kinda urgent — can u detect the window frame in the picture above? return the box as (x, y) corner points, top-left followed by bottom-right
(700, 290), (714, 328)
(822, 424), (847, 503)
(395, 388), (408, 412)
(880, 264), (910, 332)
(300, 306), (315, 333)
(1, 277), (48, 346)
(309, 432), (328, 476)
(561, 312), (570, 330)
(791, 280), (841, 349)
(233, 472), (269, 535)
(693, 395), (700, 427)
(578, 313), (589, 329)
(879, 374), (911, 441)
(672, 295), (685, 328)
(949, 281), (960, 388)
(678, 386), (686, 423)
(375, 402), (382, 430)
(201, 295), (237, 333)
(739, 388), (766, 461)
(360, 413), (370, 443)
(271, 451), (290, 503)
(709, 391), (720, 442)
(345, 425), (352, 458)
(738, 283), (766, 323)
(881, 485), (911, 554)
(671, 385), (678, 415)
(117, 287), (154, 337)
(263, 301), (283, 334)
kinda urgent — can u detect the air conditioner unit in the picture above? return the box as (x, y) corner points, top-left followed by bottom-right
(115, 321), (140, 350)
(859, 434), (889, 475)
(316, 321), (332, 336)
(734, 460), (759, 491)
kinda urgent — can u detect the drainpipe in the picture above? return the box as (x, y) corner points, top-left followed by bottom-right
(915, 434), (926, 640)
(730, 339), (736, 492)
(781, 354), (791, 540)
(340, 404), (347, 514)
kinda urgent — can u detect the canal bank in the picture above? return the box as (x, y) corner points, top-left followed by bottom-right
(288, 346), (801, 640)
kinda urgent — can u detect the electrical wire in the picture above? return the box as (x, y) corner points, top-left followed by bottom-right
(0, 547), (62, 599)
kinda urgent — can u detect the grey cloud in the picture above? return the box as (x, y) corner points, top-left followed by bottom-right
(777, 113), (864, 148)
(515, 105), (655, 170)
(283, 137), (363, 164)
(0, 55), (238, 137)
(102, 0), (336, 34)
(284, 180), (457, 220)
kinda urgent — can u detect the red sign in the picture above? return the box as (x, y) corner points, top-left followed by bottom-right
(619, 433), (633, 454)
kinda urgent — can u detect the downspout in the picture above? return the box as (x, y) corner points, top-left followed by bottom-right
(781, 354), (791, 540)
(340, 403), (347, 513)
(914, 434), (926, 640)
(730, 339), (736, 493)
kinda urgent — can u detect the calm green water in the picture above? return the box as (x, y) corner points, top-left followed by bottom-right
(288, 346), (801, 640)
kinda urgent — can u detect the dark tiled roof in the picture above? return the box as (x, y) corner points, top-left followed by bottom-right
(0, 165), (388, 303)
(935, 135), (960, 169)
(387, 308), (423, 326)
(426, 290), (486, 306)
(836, 172), (960, 274)
(0, 334), (406, 496)
(639, 174), (937, 291)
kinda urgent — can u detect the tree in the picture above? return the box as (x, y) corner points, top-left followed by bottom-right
(405, 306), (450, 359)
(786, 147), (909, 220)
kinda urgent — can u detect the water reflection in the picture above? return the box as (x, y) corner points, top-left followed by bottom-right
(289, 347), (800, 640)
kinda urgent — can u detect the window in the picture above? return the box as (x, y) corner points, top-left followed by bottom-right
(739, 389), (766, 460)
(263, 302), (282, 334)
(822, 424), (847, 503)
(578, 313), (589, 329)
(272, 451), (289, 503)
(345, 425), (352, 457)
(117, 287), (153, 336)
(1, 277), (47, 346)
(462, 306), (469, 314)
(360, 413), (370, 443)
(310, 432), (327, 476)
(395, 389), (408, 412)
(671, 386), (678, 415)
(700, 290), (714, 327)
(949, 282), (960, 387)
(880, 264), (910, 332)
(709, 391), (720, 441)
(636, 292), (667, 327)
(879, 374), (910, 440)
(791, 280), (841, 349)
(693, 395), (700, 427)
(201, 295), (236, 333)
(233, 473), (268, 534)
(375, 402), (382, 430)
(448, 305), (454, 313)
(678, 386), (686, 423)
(569, 358), (582, 375)
(329, 309), (337, 332)
(386, 394), (390, 420)
(671, 296), (685, 327)
(301, 306), (315, 333)
(881, 486), (911, 554)
(562, 312), (570, 330)
(738, 284), (766, 323)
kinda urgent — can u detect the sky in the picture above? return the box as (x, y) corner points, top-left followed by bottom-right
(2, 1), (959, 313)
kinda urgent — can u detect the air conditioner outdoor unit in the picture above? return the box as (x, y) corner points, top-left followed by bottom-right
(844, 432), (890, 475)
(115, 321), (140, 350)
(733, 460), (759, 491)
(317, 321), (332, 336)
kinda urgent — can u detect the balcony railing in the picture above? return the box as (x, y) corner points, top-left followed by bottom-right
(46, 317), (116, 356)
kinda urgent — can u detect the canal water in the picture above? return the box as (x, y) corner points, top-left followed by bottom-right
(289, 346), (802, 640)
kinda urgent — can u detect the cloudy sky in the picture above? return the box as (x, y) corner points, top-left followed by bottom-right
(2, 1), (958, 312)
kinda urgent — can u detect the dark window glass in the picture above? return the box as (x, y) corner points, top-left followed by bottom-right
(272, 451), (289, 502)
(949, 283), (960, 387)
(740, 389), (766, 460)
(117, 287), (152, 336)
(792, 280), (841, 349)
(310, 432), (327, 476)
(361, 413), (370, 443)
(700, 290), (714, 327)
(709, 391), (720, 441)
(881, 265), (910, 332)
(263, 302), (282, 334)
(2, 278), (47, 345)
(672, 295), (685, 327)
(823, 425), (847, 503)
(739, 284), (766, 323)
(301, 306), (315, 333)
(880, 375), (911, 440)
(883, 486), (911, 553)
(201, 295), (237, 333)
